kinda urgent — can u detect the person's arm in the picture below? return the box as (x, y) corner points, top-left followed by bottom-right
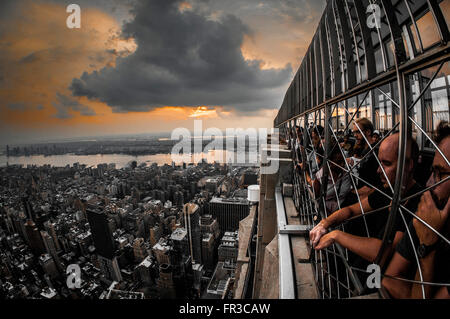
(309, 196), (372, 247)
(315, 230), (404, 264)
(434, 286), (450, 299)
(383, 249), (438, 299)
(314, 231), (381, 260)
(324, 195), (372, 228)
(357, 186), (375, 199)
(411, 251), (437, 299)
(382, 252), (412, 299)
(411, 192), (450, 298)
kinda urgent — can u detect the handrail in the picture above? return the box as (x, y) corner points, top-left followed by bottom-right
(275, 186), (296, 299)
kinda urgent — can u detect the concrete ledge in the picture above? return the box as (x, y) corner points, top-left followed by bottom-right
(258, 236), (279, 299)
(285, 196), (318, 299)
(234, 206), (256, 299)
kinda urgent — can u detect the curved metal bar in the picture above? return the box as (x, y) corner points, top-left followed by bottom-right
(401, 175), (450, 204)
(344, 107), (395, 193)
(375, 74), (450, 166)
(350, 266), (450, 287)
(398, 208), (426, 298)
(374, 0), (408, 270)
(406, 61), (445, 113)
(328, 124), (371, 237)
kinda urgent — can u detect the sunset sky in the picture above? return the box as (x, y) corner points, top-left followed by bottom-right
(0, 0), (326, 145)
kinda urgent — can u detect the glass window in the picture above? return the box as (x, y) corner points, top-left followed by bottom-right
(384, 40), (395, 68)
(416, 10), (441, 50)
(374, 47), (384, 74)
(439, 0), (450, 31)
(374, 83), (394, 131)
(408, 62), (450, 149)
(358, 92), (372, 120)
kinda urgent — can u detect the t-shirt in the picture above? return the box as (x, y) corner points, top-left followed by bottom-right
(362, 183), (424, 240)
(316, 168), (353, 214)
(396, 220), (450, 291)
(306, 146), (324, 180)
(358, 144), (382, 189)
(346, 183), (424, 288)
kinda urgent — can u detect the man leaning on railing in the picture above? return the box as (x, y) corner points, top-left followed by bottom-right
(382, 122), (450, 299)
(309, 133), (422, 266)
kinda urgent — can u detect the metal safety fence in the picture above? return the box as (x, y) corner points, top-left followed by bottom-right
(274, 0), (450, 299)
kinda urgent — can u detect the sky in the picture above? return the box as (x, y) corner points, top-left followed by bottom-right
(0, 0), (326, 145)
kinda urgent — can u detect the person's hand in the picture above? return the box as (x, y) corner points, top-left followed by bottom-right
(413, 191), (450, 246)
(310, 220), (328, 248)
(314, 230), (340, 250)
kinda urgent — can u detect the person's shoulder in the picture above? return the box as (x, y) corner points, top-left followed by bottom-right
(405, 183), (425, 205)
(368, 186), (391, 203)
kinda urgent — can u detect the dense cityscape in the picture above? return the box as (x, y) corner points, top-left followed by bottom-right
(0, 159), (259, 299)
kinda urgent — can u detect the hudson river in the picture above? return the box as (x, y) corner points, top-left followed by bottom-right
(0, 150), (242, 169)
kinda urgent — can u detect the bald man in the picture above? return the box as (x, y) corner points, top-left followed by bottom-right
(382, 122), (450, 299)
(309, 133), (422, 264)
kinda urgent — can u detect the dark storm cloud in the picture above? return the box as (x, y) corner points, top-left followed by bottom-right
(197, 0), (326, 23)
(7, 103), (28, 111)
(70, 0), (292, 113)
(19, 52), (40, 64)
(52, 93), (96, 119)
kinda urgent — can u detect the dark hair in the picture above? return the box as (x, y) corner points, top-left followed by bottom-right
(311, 125), (324, 137)
(435, 121), (450, 145)
(355, 118), (374, 135)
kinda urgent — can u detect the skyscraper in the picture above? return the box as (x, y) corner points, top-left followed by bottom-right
(183, 203), (201, 265)
(86, 208), (115, 259)
(209, 198), (250, 232)
(44, 221), (61, 252)
(86, 208), (122, 282)
(24, 220), (45, 256)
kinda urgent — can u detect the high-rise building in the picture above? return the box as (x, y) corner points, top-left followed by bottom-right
(97, 255), (122, 283)
(200, 215), (220, 239)
(152, 238), (171, 265)
(170, 228), (189, 263)
(40, 230), (63, 271)
(183, 203), (201, 264)
(218, 231), (239, 264)
(149, 225), (162, 246)
(136, 256), (155, 286)
(22, 198), (36, 223)
(41, 231), (57, 257)
(86, 208), (115, 259)
(209, 198), (250, 232)
(24, 220), (45, 256)
(132, 238), (147, 262)
(44, 221), (61, 252)
(86, 208), (122, 282)
(157, 264), (176, 299)
(201, 233), (215, 270)
(39, 254), (59, 279)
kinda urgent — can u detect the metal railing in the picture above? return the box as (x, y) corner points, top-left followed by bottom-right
(274, 0), (450, 299)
